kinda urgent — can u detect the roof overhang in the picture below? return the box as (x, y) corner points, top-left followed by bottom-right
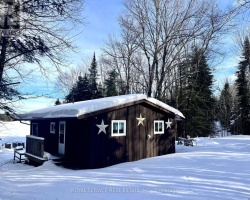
(77, 99), (178, 120)
(14, 94), (185, 121)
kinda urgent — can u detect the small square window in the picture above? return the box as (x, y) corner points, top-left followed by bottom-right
(154, 120), (164, 134)
(32, 123), (38, 136)
(50, 122), (55, 134)
(111, 120), (126, 136)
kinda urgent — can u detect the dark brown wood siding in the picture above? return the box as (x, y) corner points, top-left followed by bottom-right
(30, 101), (177, 169)
(30, 120), (59, 155)
(69, 102), (176, 169)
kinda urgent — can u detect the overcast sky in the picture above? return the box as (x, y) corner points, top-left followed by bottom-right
(17, 0), (240, 113)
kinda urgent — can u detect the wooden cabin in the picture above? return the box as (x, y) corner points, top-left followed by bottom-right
(17, 94), (185, 169)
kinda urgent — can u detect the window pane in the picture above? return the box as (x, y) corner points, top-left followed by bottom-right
(60, 124), (64, 133)
(113, 122), (118, 133)
(59, 123), (65, 143)
(50, 123), (55, 133)
(159, 122), (162, 132)
(119, 122), (124, 134)
(154, 121), (164, 134)
(60, 134), (64, 144)
(155, 122), (158, 132)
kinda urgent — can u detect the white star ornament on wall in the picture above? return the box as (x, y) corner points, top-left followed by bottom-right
(96, 120), (109, 134)
(165, 119), (172, 129)
(136, 114), (145, 126)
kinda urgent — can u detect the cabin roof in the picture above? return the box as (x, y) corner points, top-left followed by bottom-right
(16, 94), (185, 120)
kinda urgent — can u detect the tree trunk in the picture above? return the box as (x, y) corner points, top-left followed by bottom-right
(0, 15), (9, 83)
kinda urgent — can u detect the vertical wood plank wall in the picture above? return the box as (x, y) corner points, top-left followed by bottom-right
(26, 136), (44, 158)
(69, 103), (176, 169)
(31, 120), (58, 154)
(31, 102), (177, 169)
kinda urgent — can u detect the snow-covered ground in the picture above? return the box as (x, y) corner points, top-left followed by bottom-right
(1, 122), (250, 200)
(0, 121), (30, 144)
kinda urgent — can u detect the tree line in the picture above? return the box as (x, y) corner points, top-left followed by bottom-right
(59, 45), (214, 138)
(61, 36), (250, 137)
(58, 0), (250, 137)
(55, 53), (123, 105)
(216, 37), (250, 135)
(1, 0), (250, 136)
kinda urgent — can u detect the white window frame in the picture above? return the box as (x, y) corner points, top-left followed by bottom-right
(154, 120), (164, 134)
(32, 123), (38, 136)
(50, 122), (56, 134)
(111, 120), (126, 137)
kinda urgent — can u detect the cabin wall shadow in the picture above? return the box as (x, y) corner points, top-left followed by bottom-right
(31, 120), (58, 154)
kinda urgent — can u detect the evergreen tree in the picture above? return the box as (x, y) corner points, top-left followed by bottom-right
(88, 53), (99, 99)
(104, 70), (118, 97)
(180, 47), (215, 137)
(65, 83), (76, 103)
(216, 80), (233, 132)
(65, 53), (104, 103)
(230, 95), (242, 135)
(235, 37), (250, 134)
(54, 99), (62, 106)
(0, 0), (83, 83)
(96, 83), (104, 98)
(0, 79), (22, 116)
(76, 75), (92, 101)
(65, 74), (91, 103)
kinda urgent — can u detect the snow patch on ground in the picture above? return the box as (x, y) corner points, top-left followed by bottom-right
(1, 122), (250, 200)
(0, 121), (30, 145)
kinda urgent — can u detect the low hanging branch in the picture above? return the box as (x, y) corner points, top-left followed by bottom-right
(0, 0), (85, 83)
(0, 82), (20, 87)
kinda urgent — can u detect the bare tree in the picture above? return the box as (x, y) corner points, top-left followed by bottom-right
(55, 66), (83, 96)
(101, 0), (250, 109)
(0, 0), (84, 84)
(122, 0), (240, 99)
(0, 0), (84, 116)
(101, 16), (140, 94)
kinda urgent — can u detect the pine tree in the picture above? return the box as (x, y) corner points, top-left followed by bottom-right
(0, 0), (83, 83)
(104, 70), (118, 97)
(64, 53), (103, 103)
(65, 74), (91, 103)
(76, 75), (92, 101)
(230, 94), (242, 135)
(0, 79), (22, 116)
(88, 53), (99, 99)
(235, 37), (250, 134)
(54, 99), (62, 106)
(96, 83), (104, 98)
(180, 47), (215, 137)
(217, 80), (233, 131)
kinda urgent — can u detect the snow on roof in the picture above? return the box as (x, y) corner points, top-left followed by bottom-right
(17, 94), (185, 120)
(147, 97), (185, 119)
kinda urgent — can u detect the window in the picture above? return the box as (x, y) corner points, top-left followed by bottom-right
(154, 120), (164, 134)
(111, 120), (126, 136)
(50, 122), (55, 134)
(32, 123), (38, 136)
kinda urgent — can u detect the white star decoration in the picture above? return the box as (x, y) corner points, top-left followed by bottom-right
(136, 114), (145, 126)
(165, 119), (172, 129)
(96, 120), (109, 134)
